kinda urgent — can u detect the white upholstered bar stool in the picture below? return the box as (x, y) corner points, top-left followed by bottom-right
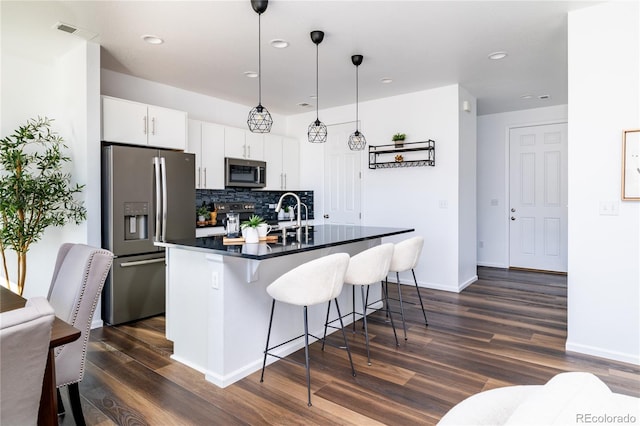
(260, 253), (355, 407)
(325, 243), (395, 366)
(388, 236), (427, 340)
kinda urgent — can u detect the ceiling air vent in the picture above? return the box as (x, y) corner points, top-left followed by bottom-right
(53, 21), (98, 41)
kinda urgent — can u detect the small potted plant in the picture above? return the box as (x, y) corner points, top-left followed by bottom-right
(392, 132), (406, 148)
(197, 206), (209, 223)
(241, 214), (265, 243)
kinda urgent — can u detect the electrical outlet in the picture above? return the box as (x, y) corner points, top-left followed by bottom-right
(599, 201), (619, 216)
(439, 200), (448, 209)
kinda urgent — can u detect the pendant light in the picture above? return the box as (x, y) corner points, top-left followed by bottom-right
(308, 30), (327, 143)
(348, 54), (366, 151)
(247, 0), (273, 133)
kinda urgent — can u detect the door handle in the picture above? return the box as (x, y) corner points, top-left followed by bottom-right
(324, 214), (329, 219)
(511, 216), (516, 221)
(511, 208), (516, 212)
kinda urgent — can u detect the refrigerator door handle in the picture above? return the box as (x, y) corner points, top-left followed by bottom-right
(120, 258), (166, 267)
(153, 156), (162, 242)
(160, 156), (168, 241)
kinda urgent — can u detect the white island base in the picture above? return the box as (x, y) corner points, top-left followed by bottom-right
(164, 238), (382, 388)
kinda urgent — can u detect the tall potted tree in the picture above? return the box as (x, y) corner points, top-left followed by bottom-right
(0, 117), (87, 295)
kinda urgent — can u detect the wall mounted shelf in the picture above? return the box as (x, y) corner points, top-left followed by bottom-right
(368, 140), (435, 169)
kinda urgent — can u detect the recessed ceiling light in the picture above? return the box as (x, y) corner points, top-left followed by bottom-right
(380, 78), (393, 84)
(520, 94), (533, 99)
(297, 102), (312, 108)
(270, 39), (289, 49)
(243, 71), (258, 78)
(141, 35), (164, 45)
(488, 51), (508, 60)
(538, 94), (551, 100)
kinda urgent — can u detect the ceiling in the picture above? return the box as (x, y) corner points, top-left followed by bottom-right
(2, 1), (598, 116)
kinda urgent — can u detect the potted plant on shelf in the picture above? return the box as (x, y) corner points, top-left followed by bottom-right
(0, 117), (87, 296)
(197, 206), (209, 223)
(241, 214), (265, 243)
(392, 132), (406, 148)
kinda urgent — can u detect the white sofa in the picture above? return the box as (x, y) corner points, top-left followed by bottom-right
(438, 372), (639, 425)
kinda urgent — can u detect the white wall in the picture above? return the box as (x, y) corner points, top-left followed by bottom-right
(566, 1), (640, 365)
(1, 39), (100, 298)
(288, 85), (477, 292)
(101, 69), (288, 135)
(476, 105), (568, 267)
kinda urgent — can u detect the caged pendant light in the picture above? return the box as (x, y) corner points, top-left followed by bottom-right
(347, 54), (366, 151)
(247, 0), (273, 133)
(307, 30), (327, 143)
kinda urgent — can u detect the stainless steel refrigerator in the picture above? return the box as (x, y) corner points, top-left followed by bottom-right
(102, 144), (195, 325)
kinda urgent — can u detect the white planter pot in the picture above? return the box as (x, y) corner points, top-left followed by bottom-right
(244, 227), (259, 244)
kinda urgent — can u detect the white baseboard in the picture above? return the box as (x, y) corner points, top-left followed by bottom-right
(477, 261), (508, 268)
(565, 341), (640, 366)
(394, 276), (478, 294)
(91, 318), (103, 329)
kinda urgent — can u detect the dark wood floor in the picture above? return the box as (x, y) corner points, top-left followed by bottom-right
(59, 267), (640, 425)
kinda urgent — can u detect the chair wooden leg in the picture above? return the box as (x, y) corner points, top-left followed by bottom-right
(57, 388), (65, 416)
(68, 383), (86, 426)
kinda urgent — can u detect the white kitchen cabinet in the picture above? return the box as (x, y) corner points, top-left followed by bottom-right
(263, 135), (299, 190)
(102, 96), (187, 150)
(187, 119), (224, 189)
(224, 126), (264, 160)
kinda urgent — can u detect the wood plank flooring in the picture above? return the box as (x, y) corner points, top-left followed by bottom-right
(59, 267), (640, 425)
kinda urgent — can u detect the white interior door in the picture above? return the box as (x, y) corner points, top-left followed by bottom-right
(509, 123), (568, 272)
(323, 122), (362, 225)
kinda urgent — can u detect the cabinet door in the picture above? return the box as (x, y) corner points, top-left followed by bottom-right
(102, 97), (148, 145)
(245, 131), (264, 160)
(148, 105), (187, 150)
(224, 126), (246, 159)
(263, 134), (283, 190)
(201, 122), (225, 189)
(282, 137), (300, 190)
(187, 120), (203, 188)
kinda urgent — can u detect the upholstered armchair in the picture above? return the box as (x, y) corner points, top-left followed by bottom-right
(47, 243), (113, 426)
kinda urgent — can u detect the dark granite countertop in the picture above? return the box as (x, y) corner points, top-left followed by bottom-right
(161, 225), (414, 260)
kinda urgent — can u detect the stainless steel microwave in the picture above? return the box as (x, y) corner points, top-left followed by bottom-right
(224, 157), (266, 188)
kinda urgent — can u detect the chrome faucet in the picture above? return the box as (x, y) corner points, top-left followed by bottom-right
(275, 192), (302, 242)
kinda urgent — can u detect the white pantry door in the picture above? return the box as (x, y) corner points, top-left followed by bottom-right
(509, 123), (568, 272)
(323, 122), (362, 225)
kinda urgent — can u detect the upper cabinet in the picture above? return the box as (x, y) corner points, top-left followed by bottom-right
(187, 119), (225, 189)
(224, 127), (264, 160)
(102, 96), (187, 150)
(263, 135), (299, 190)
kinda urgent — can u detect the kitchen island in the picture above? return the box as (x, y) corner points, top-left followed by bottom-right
(160, 225), (413, 387)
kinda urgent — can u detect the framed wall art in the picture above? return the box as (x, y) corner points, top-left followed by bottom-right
(622, 129), (640, 200)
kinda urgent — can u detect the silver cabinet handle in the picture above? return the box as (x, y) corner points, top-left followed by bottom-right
(120, 258), (165, 267)
(284, 173), (287, 189)
(151, 117), (156, 135)
(143, 116), (147, 134)
(160, 156), (168, 241)
(243, 145), (247, 158)
(280, 173), (283, 190)
(204, 168), (207, 187)
(248, 145), (251, 158)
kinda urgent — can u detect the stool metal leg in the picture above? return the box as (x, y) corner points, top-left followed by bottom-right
(333, 298), (356, 377)
(260, 299), (276, 382)
(412, 269), (429, 326)
(383, 279), (399, 347)
(360, 286), (372, 365)
(303, 306), (312, 407)
(321, 299), (332, 351)
(351, 286), (356, 333)
(396, 272), (408, 340)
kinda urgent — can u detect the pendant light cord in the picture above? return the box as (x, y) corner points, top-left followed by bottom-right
(258, 13), (262, 106)
(355, 66), (359, 132)
(316, 43), (319, 120)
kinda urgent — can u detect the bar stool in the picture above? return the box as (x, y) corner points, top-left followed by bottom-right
(388, 236), (427, 340)
(260, 253), (355, 407)
(324, 243), (395, 366)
